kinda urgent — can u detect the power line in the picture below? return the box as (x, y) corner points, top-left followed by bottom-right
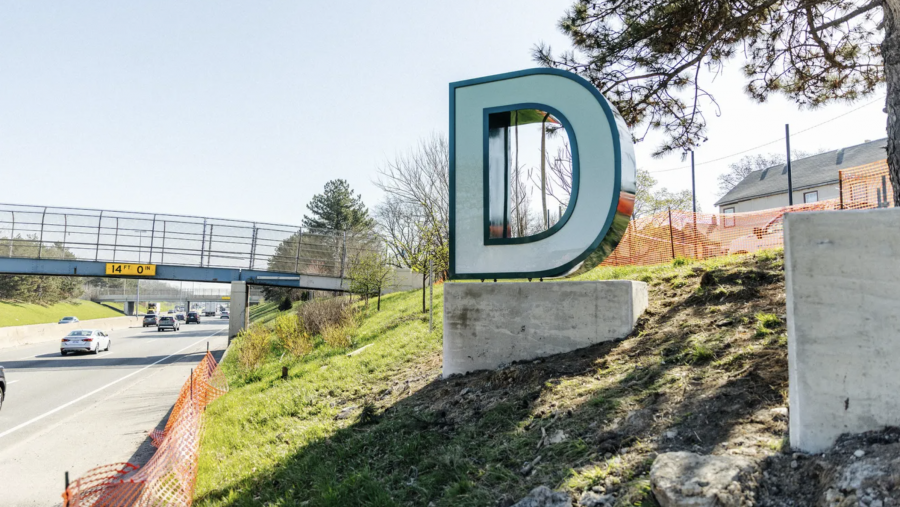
(646, 95), (885, 174)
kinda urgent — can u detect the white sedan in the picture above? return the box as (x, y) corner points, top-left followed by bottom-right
(60, 329), (111, 356)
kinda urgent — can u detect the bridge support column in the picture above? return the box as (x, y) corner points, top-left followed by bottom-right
(229, 281), (250, 344)
(124, 301), (136, 316)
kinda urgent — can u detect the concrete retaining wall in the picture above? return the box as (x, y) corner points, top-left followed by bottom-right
(443, 280), (648, 377)
(785, 208), (900, 452)
(0, 315), (141, 349)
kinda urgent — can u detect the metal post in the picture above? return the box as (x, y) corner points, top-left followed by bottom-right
(8, 211), (14, 257)
(161, 221), (166, 264)
(207, 224), (214, 267)
(190, 368), (194, 402)
(136, 279), (141, 318)
(691, 151), (696, 213)
(786, 124), (794, 206)
(37, 207), (47, 259)
(429, 258), (434, 333)
(149, 215), (156, 264)
(95, 211), (103, 262)
(112, 218), (119, 262)
(65, 471), (69, 493)
(839, 171), (844, 210)
(249, 225), (257, 270)
(62, 214), (67, 253)
(199, 219), (207, 268)
(293, 230), (302, 273)
(668, 208), (676, 260)
(339, 231), (347, 279)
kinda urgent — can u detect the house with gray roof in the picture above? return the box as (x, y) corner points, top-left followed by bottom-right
(715, 138), (887, 213)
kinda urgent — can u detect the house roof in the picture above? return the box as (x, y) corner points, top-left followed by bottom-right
(714, 138), (887, 207)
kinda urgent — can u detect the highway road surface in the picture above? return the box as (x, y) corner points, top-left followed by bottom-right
(0, 318), (229, 506)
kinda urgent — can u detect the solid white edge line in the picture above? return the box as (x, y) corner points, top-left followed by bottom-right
(0, 329), (224, 440)
(7, 380), (18, 384)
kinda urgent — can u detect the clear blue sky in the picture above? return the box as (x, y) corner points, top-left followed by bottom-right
(0, 1), (888, 222)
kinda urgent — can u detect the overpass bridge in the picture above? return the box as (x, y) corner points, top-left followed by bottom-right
(0, 203), (380, 337)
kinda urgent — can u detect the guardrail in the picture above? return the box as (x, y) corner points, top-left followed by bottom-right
(0, 203), (380, 279)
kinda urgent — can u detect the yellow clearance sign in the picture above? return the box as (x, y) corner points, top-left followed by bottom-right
(105, 263), (156, 276)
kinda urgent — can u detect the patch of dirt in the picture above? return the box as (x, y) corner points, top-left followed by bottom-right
(339, 252), (898, 505)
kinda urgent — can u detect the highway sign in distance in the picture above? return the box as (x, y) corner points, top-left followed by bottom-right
(105, 263), (157, 276)
(221, 296), (231, 300)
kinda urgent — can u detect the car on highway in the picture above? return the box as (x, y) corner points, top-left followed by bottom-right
(143, 315), (158, 327)
(175, 313), (185, 321)
(58, 316), (79, 324)
(220, 311), (229, 319)
(167, 310), (175, 314)
(157, 316), (180, 332)
(60, 329), (110, 356)
(0, 366), (6, 412)
(186, 312), (201, 324)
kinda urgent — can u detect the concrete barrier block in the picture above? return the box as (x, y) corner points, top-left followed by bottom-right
(0, 315), (140, 349)
(785, 208), (900, 452)
(443, 280), (648, 377)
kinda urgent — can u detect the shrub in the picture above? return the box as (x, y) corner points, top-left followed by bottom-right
(672, 256), (690, 267)
(278, 296), (293, 312)
(273, 313), (313, 358)
(321, 323), (353, 349)
(297, 297), (356, 336)
(235, 326), (271, 372)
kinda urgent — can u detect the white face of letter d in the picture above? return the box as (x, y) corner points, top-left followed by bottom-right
(449, 69), (636, 280)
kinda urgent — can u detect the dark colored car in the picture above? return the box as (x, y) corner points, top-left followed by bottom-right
(143, 315), (158, 327)
(0, 366), (5, 412)
(186, 312), (201, 324)
(175, 313), (185, 321)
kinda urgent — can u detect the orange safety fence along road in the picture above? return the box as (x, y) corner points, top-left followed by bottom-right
(62, 350), (227, 507)
(602, 159), (894, 268)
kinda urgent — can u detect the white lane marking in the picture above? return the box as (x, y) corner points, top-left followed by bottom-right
(16, 355), (36, 361)
(0, 329), (224, 440)
(7, 380), (19, 384)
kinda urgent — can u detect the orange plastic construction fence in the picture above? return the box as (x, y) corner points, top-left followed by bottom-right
(839, 159), (894, 210)
(62, 351), (227, 507)
(602, 159), (896, 267)
(601, 201), (839, 267)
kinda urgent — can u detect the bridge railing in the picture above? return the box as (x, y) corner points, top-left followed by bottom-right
(0, 204), (380, 278)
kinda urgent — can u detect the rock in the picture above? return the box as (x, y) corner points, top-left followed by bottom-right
(578, 490), (614, 507)
(770, 407), (788, 418)
(790, 460), (798, 469)
(334, 406), (357, 420)
(511, 486), (572, 507)
(665, 430), (678, 440)
(520, 455), (542, 476)
(854, 449), (866, 458)
(548, 430), (568, 444)
(650, 452), (759, 507)
(460, 388), (470, 396)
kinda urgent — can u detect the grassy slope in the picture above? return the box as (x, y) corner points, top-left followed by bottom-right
(0, 300), (124, 327)
(196, 251), (789, 506)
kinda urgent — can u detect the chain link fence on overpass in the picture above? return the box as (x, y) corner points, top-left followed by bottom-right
(0, 203), (380, 278)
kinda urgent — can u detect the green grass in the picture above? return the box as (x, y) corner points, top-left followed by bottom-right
(0, 300), (124, 327)
(196, 288), (443, 506)
(195, 250), (788, 506)
(248, 301), (298, 325)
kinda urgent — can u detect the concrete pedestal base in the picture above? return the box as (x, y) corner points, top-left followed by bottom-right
(229, 281), (250, 341)
(786, 208), (900, 452)
(443, 280), (648, 377)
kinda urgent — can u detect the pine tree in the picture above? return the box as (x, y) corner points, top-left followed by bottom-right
(536, 1), (895, 201)
(302, 179), (374, 231)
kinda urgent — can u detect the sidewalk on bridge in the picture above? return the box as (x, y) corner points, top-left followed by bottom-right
(0, 315), (144, 350)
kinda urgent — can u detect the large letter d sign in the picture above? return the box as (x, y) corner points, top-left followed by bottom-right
(449, 69), (636, 279)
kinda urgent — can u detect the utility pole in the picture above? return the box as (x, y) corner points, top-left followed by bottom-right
(691, 151), (697, 213)
(785, 124), (794, 206)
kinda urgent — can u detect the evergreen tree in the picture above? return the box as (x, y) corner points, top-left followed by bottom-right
(536, 1), (896, 201)
(302, 179), (374, 231)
